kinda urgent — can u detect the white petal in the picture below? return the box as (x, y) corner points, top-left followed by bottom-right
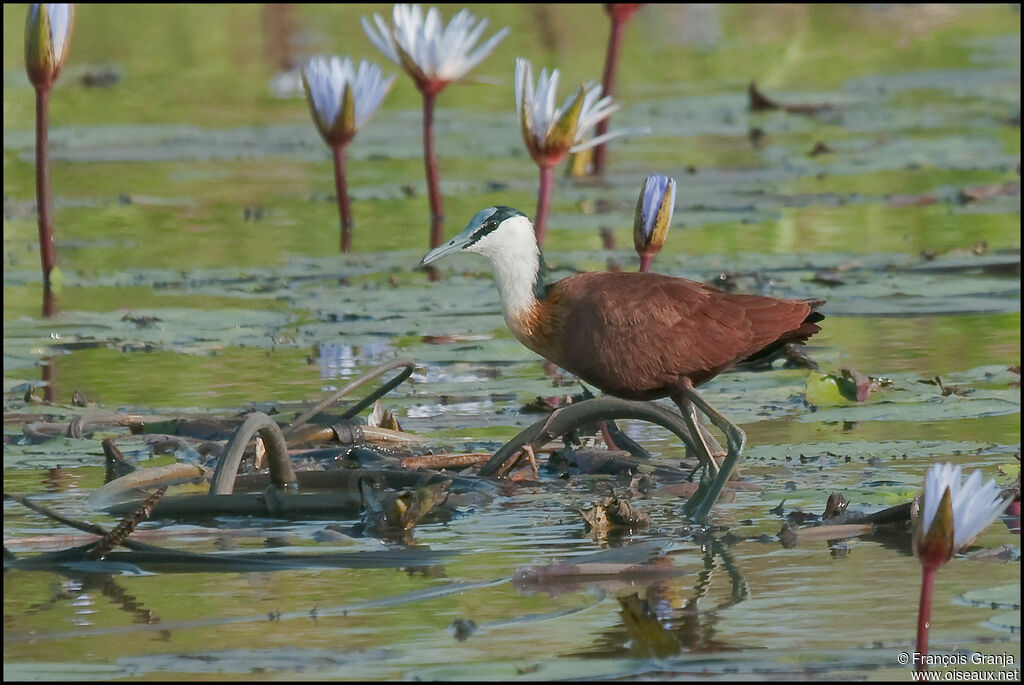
(922, 462), (957, 531)
(303, 57), (340, 128)
(457, 25), (509, 79)
(362, 14), (400, 65)
(569, 126), (647, 153)
(368, 4), (507, 85)
(921, 463), (1008, 551)
(47, 4), (73, 63)
(514, 57), (529, 117)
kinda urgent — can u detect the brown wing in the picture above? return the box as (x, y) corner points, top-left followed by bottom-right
(540, 272), (817, 399)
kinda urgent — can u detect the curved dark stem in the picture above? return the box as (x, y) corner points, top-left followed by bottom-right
(86, 487), (167, 560)
(35, 87), (57, 317)
(285, 358), (415, 434)
(592, 13), (627, 175)
(210, 412), (295, 495)
(481, 397), (697, 478)
(5, 491), (107, 538)
(331, 142), (353, 253)
(3, 492), (153, 553)
(604, 420), (650, 458)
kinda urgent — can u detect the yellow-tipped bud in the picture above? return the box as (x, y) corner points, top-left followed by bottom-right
(633, 174), (676, 257)
(547, 86), (585, 157)
(25, 3), (74, 90)
(514, 57), (634, 169)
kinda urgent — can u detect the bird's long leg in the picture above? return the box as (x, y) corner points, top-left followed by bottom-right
(670, 381), (747, 521)
(683, 389), (746, 457)
(682, 386), (747, 521)
(670, 390), (720, 478)
(694, 424), (727, 472)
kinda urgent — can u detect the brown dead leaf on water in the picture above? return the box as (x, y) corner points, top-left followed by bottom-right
(748, 81), (838, 116)
(889, 193), (939, 208)
(958, 181), (1019, 204)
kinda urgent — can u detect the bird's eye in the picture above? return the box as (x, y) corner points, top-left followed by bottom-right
(449, 240), (455, 245)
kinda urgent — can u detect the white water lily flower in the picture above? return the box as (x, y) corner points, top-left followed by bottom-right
(362, 4), (509, 93)
(514, 57), (637, 167)
(302, 56), (395, 146)
(917, 462), (1008, 561)
(25, 3), (74, 89)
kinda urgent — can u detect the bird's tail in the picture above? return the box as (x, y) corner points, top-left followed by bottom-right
(793, 298), (826, 339)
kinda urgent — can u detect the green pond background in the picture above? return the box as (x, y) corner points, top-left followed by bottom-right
(3, 3), (1021, 680)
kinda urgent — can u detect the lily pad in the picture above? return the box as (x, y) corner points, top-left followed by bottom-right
(958, 584), (1021, 610)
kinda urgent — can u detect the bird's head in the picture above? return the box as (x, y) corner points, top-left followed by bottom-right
(420, 206), (535, 266)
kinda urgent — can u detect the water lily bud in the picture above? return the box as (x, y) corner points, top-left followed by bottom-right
(302, 56), (394, 147)
(912, 486), (955, 569)
(633, 174), (676, 257)
(25, 3), (74, 90)
(912, 462), (1009, 569)
(546, 87), (585, 161)
(514, 57), (633, 169)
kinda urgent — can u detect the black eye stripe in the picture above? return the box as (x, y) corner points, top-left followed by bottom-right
(466, 206), (523, 246)
(467, 218), (500, 245)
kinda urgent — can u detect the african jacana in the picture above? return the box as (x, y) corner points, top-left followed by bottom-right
(420, 206), (825, 519)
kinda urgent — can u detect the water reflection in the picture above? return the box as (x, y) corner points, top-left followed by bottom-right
(24, 573), (158, 629)
(317, 340), (393, 381)
(40, 354), (58, 404)
(576, 539), (749, 658)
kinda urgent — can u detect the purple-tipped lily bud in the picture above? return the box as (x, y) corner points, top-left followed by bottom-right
(362, 4), (509, 96)
(25, 3), (74, 90)
(633, 174), (676, 259)
(912, 463), (1009, 569)
(302, 56), (395, 147)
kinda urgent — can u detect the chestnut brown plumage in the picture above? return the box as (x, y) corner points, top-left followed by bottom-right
(421, 206), (824, 519)
(521, 271), (823, 399)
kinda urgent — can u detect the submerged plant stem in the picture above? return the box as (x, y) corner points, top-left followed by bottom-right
(332, 142), (353, 253)
(34, 87), (56, 317)
(592, 13), (627, 175)
(534, 164), (555, 245)
(915, 563), (937, 671)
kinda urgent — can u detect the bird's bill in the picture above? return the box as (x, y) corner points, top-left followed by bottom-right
(419, 231), (473, 266)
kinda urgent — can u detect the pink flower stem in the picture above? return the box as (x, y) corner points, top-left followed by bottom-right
(639, 254), (653, 272)
(421, 89), (443, 281)
(421, 92), (443, 238)
(915, 563), (938, 672)
(592, 13), (627, 176)
(331, 142), (353, 253)
(534, 164), (555, 245)
(35, 86), (57, 318)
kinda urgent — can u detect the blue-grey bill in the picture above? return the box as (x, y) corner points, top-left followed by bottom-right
(420, 234), (471, 266)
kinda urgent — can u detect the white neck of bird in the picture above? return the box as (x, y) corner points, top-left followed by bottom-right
(468, 215), (547, 320)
